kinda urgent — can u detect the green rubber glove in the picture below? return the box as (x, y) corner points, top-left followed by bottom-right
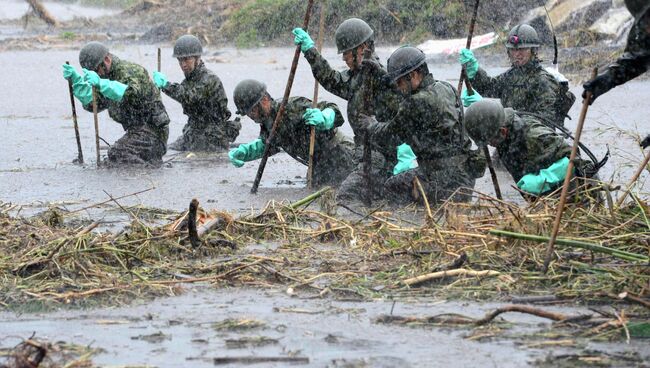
(517, 157), (573, 195)
(459, 48), (479, 79)
(303, 107), (335, 131)
(292, 28), (315, 53)
(62, 64), (83, 84)
(153, 71), (169, 89)
(228, 138), (265, 167)
(461, 89), (482, 107)
(83, 69), (128, 102)
(72, 80), (93, 106)
(393, 143), (417, 175)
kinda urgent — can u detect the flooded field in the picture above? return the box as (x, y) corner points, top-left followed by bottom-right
(1, 6), (649, 366)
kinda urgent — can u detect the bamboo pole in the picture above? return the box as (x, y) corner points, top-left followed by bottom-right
(91, 86), (101, 167)
(542, 67), (598, 273)
(66, 61), (84, 164)
(616, 150), (650, 207)
(490, 229), (648, 262)
(157, 47), (161, 72)
(251, 0), (315, 194)
(307, 0), (327, 189)
(456, 0), (480, 97)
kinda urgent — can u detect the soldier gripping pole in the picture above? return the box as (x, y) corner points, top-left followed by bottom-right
(251, 0), (315, 194)
(307, 0), (327, 190)
(66, 61), (84, 164)
(457, 0), (480, 97)
(542, 67), (598, 274)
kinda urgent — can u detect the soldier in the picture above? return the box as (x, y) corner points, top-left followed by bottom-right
(153, 35), (241, 152)
(464, 99), (598, 198)
(292, 18), (415, 202)
(366, 46), (485, 205)
(583, 0), (650, 148)
(458, 24), (571, 127)
(227, 80), (355, 186)
(62, 41), (169, 166)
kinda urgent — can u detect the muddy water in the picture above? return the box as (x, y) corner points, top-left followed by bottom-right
(1, 45), (649, 366)
(0, 286), (647, 367)
(2, 45), (647, 218)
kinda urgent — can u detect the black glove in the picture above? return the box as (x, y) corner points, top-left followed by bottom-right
(582, 73), (615, 105)
(641, 134), (650, 149)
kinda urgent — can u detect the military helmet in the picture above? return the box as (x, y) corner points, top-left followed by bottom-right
(505, 24), (540, 49)
(624, 0), (650, 23)
(387, 46), (426, 81)
(234, 79), (267, 115)
(335, 18), (374, 54)
(464, 99), (509, 147)
(172, 35), (203, 58)
(79, 41), (109, 70)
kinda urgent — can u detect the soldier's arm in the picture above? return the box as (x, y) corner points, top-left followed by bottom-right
(81, 94), (109, 113)
(522, 125), (572, 175)
(470, 67), (503, 98)
(316, 101), (345, 128)
(303, 48), (351, 100)
(161, 81), (186, 103)
(603, 26), (650, 87)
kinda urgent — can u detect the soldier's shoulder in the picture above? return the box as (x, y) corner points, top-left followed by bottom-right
(114, 58), (149, 80)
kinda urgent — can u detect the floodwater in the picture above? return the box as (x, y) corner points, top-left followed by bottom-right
(1, 45), (648, 219)
(1, 286), (648, 367)
(1, 8), (650, 366)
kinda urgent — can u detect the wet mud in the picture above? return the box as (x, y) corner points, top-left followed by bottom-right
(1, 287), (648, 367)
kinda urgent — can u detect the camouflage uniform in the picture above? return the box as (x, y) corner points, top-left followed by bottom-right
(257, 97), (355, 186)
(496, 110), (594, 195)
(303, 48), (403, 201)
(370, 74), (482, 204)
(471, 60), (562, 126)
(84, 56), (169, 166)
(162, 61), (240, 151)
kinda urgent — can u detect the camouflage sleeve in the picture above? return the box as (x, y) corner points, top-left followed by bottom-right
(303, 48), (351, 100)
(525, 73), (560, 123)
(470, 67), (503, 99)
(522, 123), (572, 176)
(82, 93), (109, 113)
(204, 75), (232, 123)
(602, 25), (650, 87)
(117, 65), (155, 108)
(161, 81), (185, 103)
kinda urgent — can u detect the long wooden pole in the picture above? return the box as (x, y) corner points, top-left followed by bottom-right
(462, 70), (501, 199)
(307, 0), (327, 190)
(616, 150), (650, 207)
(66, 61), (84, 164)
(251, 0), (315, 194)
(457, 0), (480, 97)
(542, 67), (598, 273)
(91, 87), (101, 167)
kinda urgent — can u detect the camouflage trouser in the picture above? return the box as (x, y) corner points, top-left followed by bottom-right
(169, 118), (241, 152)
(336, 147), (392, 203)
(312, 132), (356, 186)
(107, 125), (167, 167)
(383, 166), (476, 205)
